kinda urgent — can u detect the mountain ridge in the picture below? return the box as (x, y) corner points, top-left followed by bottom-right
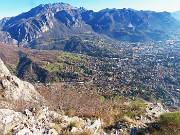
(0, 2), (179, 54)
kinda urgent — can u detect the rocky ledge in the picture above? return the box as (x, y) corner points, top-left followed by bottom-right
(0, 106), (102, 135)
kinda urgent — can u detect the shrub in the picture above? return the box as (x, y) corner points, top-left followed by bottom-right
(65, 108), (76, 117)
(52, 118), (62, 124)
(74, 129), (93, 135)
(68, 121), (79, 129)
(154, 112), (180, 135)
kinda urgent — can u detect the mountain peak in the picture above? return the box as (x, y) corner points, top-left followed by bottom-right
(37, 2), (77, 12)
(15, 2), (77, 19)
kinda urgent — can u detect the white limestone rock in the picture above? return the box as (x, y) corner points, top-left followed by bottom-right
(85, 119), (101, 133)
(0, 106), (103, 135)
(0, 59), (10, 77)
(0, 109), (26, 134)
(146, 103), (169, 118)
(48, 129), (58, 135)
(14, 128), (32, 135)
(0, 59), (44, 102)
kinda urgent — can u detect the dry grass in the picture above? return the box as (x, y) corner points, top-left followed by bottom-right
(35, 83), (133, 127)
(0, 98), (44, 112)
(63, 129), (93, 135)
(153, 112), (180, 135)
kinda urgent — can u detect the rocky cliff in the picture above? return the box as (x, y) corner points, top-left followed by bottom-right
(0, 3), (92, 46)
(0, 58), (44, 103)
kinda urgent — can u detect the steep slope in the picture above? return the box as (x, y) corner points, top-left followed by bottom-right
(82, 9), (180, 42)
(1, 3), (92, 45)
(0, 58), (44, 103)
(0, 59), (103, 135)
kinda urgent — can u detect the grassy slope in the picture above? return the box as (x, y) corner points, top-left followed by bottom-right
(154, 112), (180, 135)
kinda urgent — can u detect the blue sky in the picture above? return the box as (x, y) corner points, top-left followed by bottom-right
(0, 0), (180, 19)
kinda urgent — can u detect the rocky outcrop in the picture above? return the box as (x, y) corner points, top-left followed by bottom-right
(0, 109), (26, 134)
(2, 13), (54, 45)
(0, 58), (10, 77)
(0, 59), (102, 134)
(103, 102), (170, 135)
(0, 106), (102, 135)
(0, 31), (18, 45)
(0, 59), (44, 102)
(145, 103), (169, 118)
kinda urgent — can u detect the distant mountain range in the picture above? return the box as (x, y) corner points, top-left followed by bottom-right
(0, 3), (179, 55)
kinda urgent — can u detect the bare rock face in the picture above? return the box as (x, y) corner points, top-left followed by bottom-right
(0, 107), (102, 135)
(0, 109), (26, 134)
(0, 31), (18, 46)
(0, 59), (44, 102)
(146, 103), (169, 118)
(0, 59), (10, 77)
